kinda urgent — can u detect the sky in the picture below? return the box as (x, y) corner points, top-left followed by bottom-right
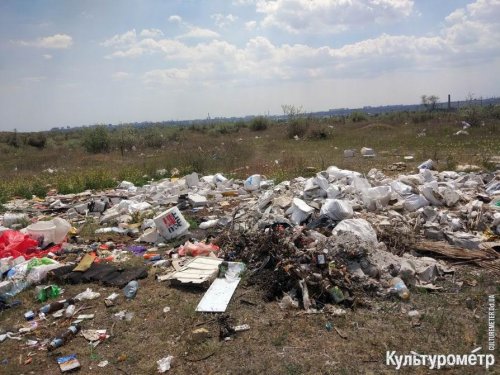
(0, 0), (499, 131)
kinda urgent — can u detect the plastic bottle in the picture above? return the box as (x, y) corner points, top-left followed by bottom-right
(390, 277), (410, 300)
(123, 280), (138, 299)
(65, 304), (75, 318)
(4, 280), (29, 298)
(39, 299), (75, 314)
(48, 324), (81, 351)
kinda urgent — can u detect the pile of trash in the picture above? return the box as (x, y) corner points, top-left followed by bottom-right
(0, 164), (499, 312)
(0, 160), (499, 370)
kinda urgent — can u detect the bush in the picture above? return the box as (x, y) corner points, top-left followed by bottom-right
(350, 111), (367, 122)
(83, 126), (110, 153)
(26, 134), (47, 149)
(308, 123), (330, 139)
(287, 118), (308, 139)
(250, 116), (269, 131)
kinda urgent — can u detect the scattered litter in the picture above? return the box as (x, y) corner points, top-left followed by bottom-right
(162, 257), (223, 285)
(157, 355), (173, 373)
(57, 354), (80, 372)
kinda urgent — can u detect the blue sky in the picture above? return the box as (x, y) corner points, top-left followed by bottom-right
(0, 0), (499, 131)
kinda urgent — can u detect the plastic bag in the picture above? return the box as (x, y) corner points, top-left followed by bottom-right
(75, 288), (101, 301)
(27, 262), (62, 284)
(332, 218), (378, 246)
(418, 159), (434, 170)
(403, 194), (429, 212)
(27, 257), (55, 271)
(37, 285), (61, 302)
(0, 230), (38, 259)
(320, 199), (353, 221)
(177, 241), (220, 257)
(390, 181), (413, 196)
(362, 186), (392, 211)
(286, 198), (314, 225)
(421, 182), (443, 206)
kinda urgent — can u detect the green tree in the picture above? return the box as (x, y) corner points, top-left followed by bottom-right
(83, 125), (110, 153)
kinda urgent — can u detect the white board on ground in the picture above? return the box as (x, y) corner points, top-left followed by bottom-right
(196, 277), (241, 312)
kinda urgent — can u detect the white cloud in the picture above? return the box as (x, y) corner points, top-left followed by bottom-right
(112, 71), (131, 81)
(101, 29), (137, 48)
(211, 13), (238, 28)
(245, 20), (257, 30)
(43, 54), (53, 60)
(178, 26), (220, 39)
(16, 34), (73, 49)
(104, 0), (500, 84)
(256, 0), (415, 33)
(232, 0), (255, 5)
(140, 28), (164, 38)
(168, 15), (183, 23)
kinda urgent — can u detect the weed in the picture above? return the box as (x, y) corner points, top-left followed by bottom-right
(272, 332), (288, 347)
(283, 362), (303, 375)
(184, 216), (199, 229)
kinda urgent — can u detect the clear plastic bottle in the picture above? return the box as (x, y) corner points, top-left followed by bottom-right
(123, 280), (138, 299)
(48, 324), (81, 351)
(390, 277), (410, 300)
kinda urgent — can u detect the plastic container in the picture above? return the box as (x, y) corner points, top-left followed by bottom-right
(389, 277), (410, 300)
(123, 280), (138, 299)
(26, 221), (56, 247)
(52, 218), (71, 244)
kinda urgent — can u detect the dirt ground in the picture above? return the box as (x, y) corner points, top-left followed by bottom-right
(0, 259), (498, 375)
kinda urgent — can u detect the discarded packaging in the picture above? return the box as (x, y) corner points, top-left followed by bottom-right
(57, 354), (81, 372)
(154, 207), (190, 240)
(157, 355), (173, 373)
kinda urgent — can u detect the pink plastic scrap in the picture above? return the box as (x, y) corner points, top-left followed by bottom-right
(177, 241), (220, 257)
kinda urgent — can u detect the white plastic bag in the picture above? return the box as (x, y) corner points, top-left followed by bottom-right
(390, 181), (413, 196)
(362, 186), (391, 211)
(332, 218), (378, 246)
(421, 182), (443, 206)
(403, 194), (429, 212)
(286, 198), (314, 225)
(320, 199), (353, 220)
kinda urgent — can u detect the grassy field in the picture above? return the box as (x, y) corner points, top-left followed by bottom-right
(1, 110), (499, 205)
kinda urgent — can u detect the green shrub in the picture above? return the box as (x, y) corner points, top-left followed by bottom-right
(83, 126), (110, 153)
(350, 111), (367, 122)
(250, 116), (269, 131)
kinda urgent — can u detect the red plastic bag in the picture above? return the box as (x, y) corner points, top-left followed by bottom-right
(0, 230), (57, 260)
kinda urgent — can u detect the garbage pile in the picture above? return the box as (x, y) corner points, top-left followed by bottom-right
(0, 164), (499, 313)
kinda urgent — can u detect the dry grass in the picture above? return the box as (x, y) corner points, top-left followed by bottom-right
(1, 116), (499, 203)
(0, 266), (497, 374)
